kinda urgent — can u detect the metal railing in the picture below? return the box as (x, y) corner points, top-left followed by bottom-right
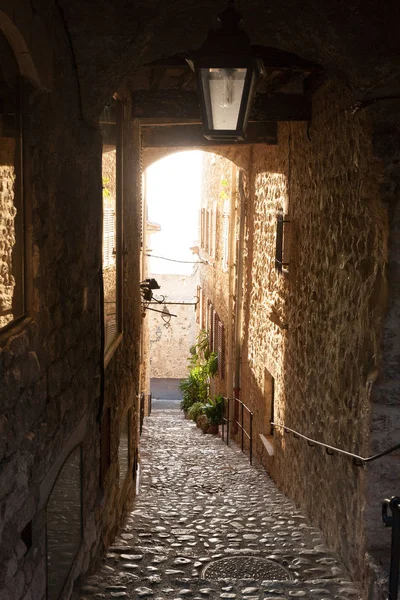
(272, 421), (400, 467)
(221, 397), (253, 465)
(148, 393), (152, 416)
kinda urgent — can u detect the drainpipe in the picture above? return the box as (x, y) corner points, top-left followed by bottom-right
(234, 170), (245, 403)
(226, 163), (237, 399)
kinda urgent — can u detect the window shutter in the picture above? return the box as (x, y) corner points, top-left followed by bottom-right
(211, 201), (217, 258)
(222, 211), (229, 271)
(218, 320), (225, 379)
(213, 312), (219, 354)
(201, 291), (206, 330)
(103, 207), (116, 267)
(200, 208), (205, 249)
(208, 302), (214, 348)
(205, 210), (210, 254)
(196, 286), (201, 324)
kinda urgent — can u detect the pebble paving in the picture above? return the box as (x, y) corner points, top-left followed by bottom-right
(78, 408), (363, 600)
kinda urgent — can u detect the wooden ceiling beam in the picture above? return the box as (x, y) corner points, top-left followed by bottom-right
(140, 122), (278, 147)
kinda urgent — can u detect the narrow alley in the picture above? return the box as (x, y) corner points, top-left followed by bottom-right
(78, 407), (362, 600)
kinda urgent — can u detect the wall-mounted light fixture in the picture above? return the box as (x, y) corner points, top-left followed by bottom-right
(140, 279), (200, 327)
(187, 0), (261, 142)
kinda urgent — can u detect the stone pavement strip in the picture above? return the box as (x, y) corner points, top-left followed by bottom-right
(78, 409), (363, 600)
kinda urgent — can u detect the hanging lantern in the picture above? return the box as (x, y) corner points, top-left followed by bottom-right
(188, 1), (260, 141)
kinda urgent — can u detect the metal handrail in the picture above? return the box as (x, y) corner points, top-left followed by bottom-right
(221, 397), (253, 465)
(272, 421), (400, 467)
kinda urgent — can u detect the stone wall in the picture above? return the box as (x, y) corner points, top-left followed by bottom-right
(0, 5), (141, 599)
(364, 100), (400, 587)
(194, 80), (392, 592)
(197, 153), (240, 398)
(148, 273), (198, 379)
(0, 158), (16, 328)
(239, 78), (387, 581)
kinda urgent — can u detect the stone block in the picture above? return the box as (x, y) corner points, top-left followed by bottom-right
(7, 330), (30, 359)
(47, 360), (63, 398)
(19, 352), (41, 388)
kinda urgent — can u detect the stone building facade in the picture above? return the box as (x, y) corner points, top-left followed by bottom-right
(147, 273), (198, 380)
(0, 7), (143, 600)
(0, 2), (400, 600)
(197, 78), (399, 596)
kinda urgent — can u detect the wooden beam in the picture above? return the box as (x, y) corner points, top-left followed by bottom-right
(132, 90), (311, 122)
(141, 122), (277, 148)
(132, 90), (200, 120)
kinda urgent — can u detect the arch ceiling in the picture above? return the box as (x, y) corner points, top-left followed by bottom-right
(59, 0), (400, 119)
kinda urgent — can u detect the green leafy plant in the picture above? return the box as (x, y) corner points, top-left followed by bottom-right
(179, 367), (208, 412)
(102, 176), (111, 199)
(180, 330), (218, 412)
(187, 402), (205, 422)
(203, 394), (224, 426)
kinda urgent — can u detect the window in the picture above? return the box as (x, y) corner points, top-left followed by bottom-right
(200, 204), (217, 258)
(0, 32), (24, 331)
(101, 100), (123, 355)
(275, 213), (291, 274)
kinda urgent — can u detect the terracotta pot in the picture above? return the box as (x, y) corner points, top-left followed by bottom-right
(207, 424), (218, 435)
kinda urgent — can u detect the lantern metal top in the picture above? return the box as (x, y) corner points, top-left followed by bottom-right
(187, 2), (253, 69)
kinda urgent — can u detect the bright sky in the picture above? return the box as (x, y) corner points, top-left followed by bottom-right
(145, 150), (204, 275)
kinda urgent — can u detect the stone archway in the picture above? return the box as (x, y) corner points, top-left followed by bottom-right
(0, 11), (41, 88)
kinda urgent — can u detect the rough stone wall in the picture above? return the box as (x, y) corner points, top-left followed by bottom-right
(198, 153), (242, 398)
(0, 6), (141, 600)
(240, 78), (387, 581)
(100, 115), (142, 550)
(363, 101), (400, 589)
(148, 273), (197, 379)
(0, 155), (16, 328)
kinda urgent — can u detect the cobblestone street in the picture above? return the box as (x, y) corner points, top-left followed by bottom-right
(78, 408), (363, 600)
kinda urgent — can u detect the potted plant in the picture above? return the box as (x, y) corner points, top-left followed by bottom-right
(196, 414), (210, 433)
(180, 330), (218, 415)
(188, 401), (206, 424)
(203, 395), (224, 434)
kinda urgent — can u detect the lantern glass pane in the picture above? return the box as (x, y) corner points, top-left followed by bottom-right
(201, 67), (247, 130)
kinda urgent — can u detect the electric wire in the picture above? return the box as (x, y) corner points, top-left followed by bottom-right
(146, 253), (206, 264)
